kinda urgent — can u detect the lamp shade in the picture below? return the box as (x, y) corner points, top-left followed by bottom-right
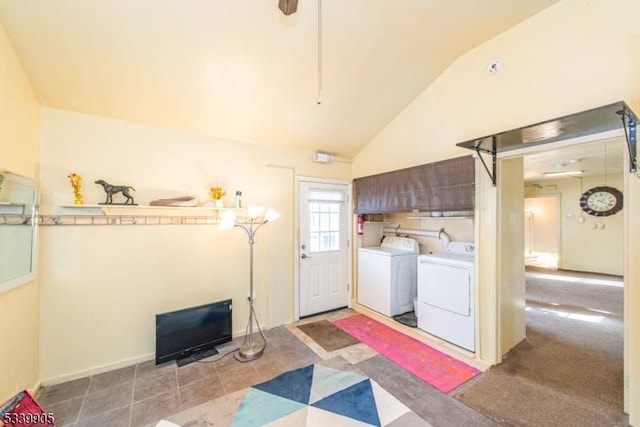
(264, 208), (280, 222)
(218, 209), (236, 230)
(247, 205), (266, 219)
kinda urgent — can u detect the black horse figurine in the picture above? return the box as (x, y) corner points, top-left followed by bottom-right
(94, 179), (137, 205)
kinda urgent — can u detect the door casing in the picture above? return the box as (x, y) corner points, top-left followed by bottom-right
(295, 176), (352, 319)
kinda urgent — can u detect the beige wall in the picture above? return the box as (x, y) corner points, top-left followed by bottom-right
(38, 108), (351, 382)
(352, 0), (640, 422)
(475, 157), (499, 364)
(497, 158), (526, 355)
(380, 213), (474, 254)
(524, 196), (559, 256)
(525, 174), (624, 276)
(353, 0), (637, 179)
(3, 0), (639, 420)
(0, 22), (41, 400)
(624, 148), (640, 419)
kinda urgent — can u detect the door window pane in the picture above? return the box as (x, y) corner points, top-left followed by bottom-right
(309, 201), (341, 253)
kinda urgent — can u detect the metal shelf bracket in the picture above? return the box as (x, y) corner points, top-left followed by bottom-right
(619, 107), (638, 174)
(474, 136), (497, 187)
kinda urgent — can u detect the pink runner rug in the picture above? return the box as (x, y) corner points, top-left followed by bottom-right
(333, 314), (480, 393)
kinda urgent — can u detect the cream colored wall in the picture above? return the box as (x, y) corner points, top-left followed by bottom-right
(351, 0), (640, 422)
(497, 158), (526, 355)
(525, 174), (624, 276)
(475, 158), (499, 364)
(0, 22), (41, 400)
(38, 108), (351, 383)
(382, 213), (474, 253)
(353, 0), (637, 179)
(624, 150), (640, 420)
(624, 34), (640, 419)
(524, 196), (559, 255)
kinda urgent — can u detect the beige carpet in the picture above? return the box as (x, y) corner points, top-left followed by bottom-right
(455, 269), (628, 427)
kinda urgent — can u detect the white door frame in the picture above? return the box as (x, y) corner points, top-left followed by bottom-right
(294, 176), (352, 320)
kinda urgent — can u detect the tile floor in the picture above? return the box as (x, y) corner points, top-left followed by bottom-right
(35, 309), (496, 427)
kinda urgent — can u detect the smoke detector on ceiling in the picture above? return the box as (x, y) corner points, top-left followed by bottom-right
(487, 58), (502, 74)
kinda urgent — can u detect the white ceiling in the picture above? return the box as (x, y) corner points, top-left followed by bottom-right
(0, 0), (561, 158)
(523, 137), (627, 182)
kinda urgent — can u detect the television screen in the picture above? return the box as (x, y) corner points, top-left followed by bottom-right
(155, 299), (232, 366)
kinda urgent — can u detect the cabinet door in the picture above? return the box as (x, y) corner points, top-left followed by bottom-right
(354, 155), (474, 214)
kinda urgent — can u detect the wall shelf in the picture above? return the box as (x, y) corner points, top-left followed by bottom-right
(40, 205), (247, 226)
(406, 216), (474, 220)
(58, 204), (242, 215)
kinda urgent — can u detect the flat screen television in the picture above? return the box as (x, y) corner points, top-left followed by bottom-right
(155, 299), (232, 366)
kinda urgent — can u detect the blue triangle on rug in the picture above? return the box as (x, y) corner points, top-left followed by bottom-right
(231, 388), (307, 426)
(253, 364), (314, 404)
(309, 364), (368, 404)
(312, 378), (381, 426)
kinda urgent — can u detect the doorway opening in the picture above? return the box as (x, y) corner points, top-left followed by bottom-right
(460, 137), (628, 424)
(520, 138), (625, 417)
(522, 138), (625, 276)
(524, 194), (560, 269)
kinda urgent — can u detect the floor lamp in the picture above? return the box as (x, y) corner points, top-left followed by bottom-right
(219, 205), (280, 361)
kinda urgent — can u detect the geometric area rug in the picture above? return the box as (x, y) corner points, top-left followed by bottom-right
(231, 363), (430, 426)
(164, 358), (431, 427)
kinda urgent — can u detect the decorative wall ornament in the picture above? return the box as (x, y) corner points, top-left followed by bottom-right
(149, 196), (197, 207)
(579, 141), (623, 217)
(579, 186), (623, 217)
(67, 172), (84, 205)
(210, 186), (225, 208)
(94, 179), (137, 205)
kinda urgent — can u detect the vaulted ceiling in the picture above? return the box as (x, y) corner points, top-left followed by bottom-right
(0, 0), (560, 158)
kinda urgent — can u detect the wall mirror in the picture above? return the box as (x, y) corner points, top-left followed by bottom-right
(0, 169), (39, 294)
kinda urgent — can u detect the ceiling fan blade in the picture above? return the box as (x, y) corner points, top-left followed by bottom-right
(278, 0), (298, 16)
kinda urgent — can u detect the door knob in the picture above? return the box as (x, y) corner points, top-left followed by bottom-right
(301, 253), (311, 259)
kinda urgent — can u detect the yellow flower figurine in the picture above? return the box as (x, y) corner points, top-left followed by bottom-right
(68, 172), (84, 205)
(210, 186), (225, 208)
(210, 186), (225, 200)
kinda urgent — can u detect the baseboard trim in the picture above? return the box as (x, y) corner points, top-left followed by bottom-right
(40, 353), (155, 387)
(39, 328), (257, 387)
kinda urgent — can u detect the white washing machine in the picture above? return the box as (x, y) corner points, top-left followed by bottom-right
(417, 241), (475, 352)
(357, 236), (419, 317)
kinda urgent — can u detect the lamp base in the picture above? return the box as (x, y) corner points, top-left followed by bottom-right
(237, 341), (265, 361)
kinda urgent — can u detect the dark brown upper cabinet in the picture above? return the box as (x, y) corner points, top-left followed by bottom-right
(353, 155), (474, 214)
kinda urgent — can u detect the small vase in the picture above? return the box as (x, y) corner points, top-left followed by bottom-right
(74, 192), (84, 205)
(214, 199), (224, 208)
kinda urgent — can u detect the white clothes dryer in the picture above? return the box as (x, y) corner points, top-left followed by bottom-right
(357, 236), (419, 317)
(417, 241), (476, 352)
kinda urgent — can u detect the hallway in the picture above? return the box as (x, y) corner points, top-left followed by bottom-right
(455, 268), (627, 426)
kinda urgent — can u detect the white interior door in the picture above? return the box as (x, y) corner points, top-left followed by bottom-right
(298, 180), (350, 317)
